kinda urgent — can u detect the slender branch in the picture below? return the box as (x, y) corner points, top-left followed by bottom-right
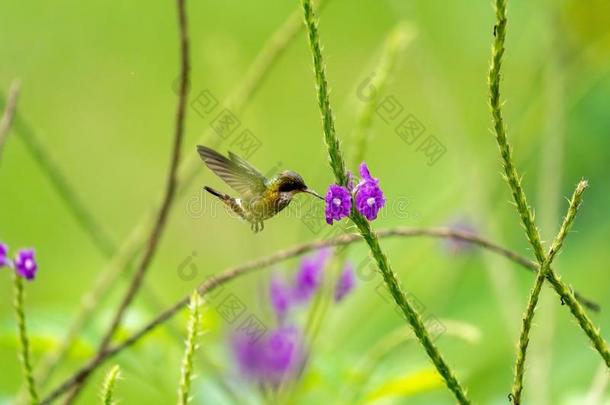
(13, 273), (40, 404)
(61, 1), (190, 402)
(40, 226), (599, 403)
(0, 79), (20, 161)
(512, 180), (588, 404)
(488, 0), (610, 401)
(301, 0), (470, 402)
(35, 2), (331, 390)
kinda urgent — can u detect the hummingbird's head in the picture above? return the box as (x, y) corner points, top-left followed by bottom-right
(276, 171), (323, 199)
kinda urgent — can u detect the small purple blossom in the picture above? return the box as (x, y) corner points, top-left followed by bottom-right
(14, 249), (38, 280)
(293, 249), (329, 302)
(324, 184), (352, 225)
(232, 326), (305, 386)
(358, 161), (376, 183)
(0, 242), (10, 268)
(270, 274), (292, 320)
(334, 262), (356, 302)
(354, 162), (385, 221)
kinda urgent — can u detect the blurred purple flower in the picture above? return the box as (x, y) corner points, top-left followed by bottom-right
(325, 184), (352, 225)
(354, 162), (385, 221)
(232, 331), (264, 379)
(334, 262), (356, 302)
(270, 274), (292, 320)
(263, 326), (304, 384)
(293, 249), (329, 302)
(231, 326), (305, 386)
(14, 249), (37, 281)
(0, 242), (10, 268)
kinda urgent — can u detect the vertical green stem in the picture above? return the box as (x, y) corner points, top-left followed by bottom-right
(300, 1), (470, 402)
(13, 273), (39, 405)
(177, 292), (202, 405)
(100, 365), (120, 405)
(0, 80), (20, 161)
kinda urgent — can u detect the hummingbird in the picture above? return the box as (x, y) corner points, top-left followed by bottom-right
(197, 145), (323, 233)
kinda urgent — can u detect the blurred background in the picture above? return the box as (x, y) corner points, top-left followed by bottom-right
(1, 0), (610, 403)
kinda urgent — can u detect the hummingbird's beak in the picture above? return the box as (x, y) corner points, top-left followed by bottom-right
(303, 188), (324, 200)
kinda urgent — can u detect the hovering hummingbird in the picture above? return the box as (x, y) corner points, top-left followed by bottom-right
(197, 146), (323, 233)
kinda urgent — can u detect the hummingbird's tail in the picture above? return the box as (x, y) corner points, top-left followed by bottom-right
(203, 186), (249, 222)
(203, 186), (226, 200)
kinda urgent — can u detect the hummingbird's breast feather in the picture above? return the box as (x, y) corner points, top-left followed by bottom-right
(243, 189), (291, 221)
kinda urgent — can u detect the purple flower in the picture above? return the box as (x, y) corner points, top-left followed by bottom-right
(270, 274), (292, 320)
(0, 242), (10, 268)
(325, 184), (352, 225)
(232, 332), (264, 380)
(231, 326), (305, 386)
(334, 262), (356, 302)
(293, 249), (329, 302)
(14, 249), (37, 280)
(354, 162), (385, 221)
(263, 326), (304, 384)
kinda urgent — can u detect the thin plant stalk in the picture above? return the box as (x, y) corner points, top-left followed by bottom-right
(41, 225), (599, 402)
(489, 0), (610, 387)
(35, 1), (330, 392)
(512, 181), (588, 403)
(61, 0), (190, 402)
(0, 79), (20, 161)
(300, 0), (470, 402)
(100, 365), (120, 405)
(351, 22), (415, 164)
(5, 104), (115, 257)
(296, 22), (414, 387)
(177, 292), (203, 405)
(13, 273), (39, 405)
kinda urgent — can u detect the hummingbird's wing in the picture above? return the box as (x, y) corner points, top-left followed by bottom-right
(197, 146), (267, 197)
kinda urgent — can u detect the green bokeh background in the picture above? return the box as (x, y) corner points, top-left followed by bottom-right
(1, 0), (610, 403)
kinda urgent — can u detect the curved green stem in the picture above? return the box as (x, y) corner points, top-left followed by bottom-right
(300, 0), (470, 402)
